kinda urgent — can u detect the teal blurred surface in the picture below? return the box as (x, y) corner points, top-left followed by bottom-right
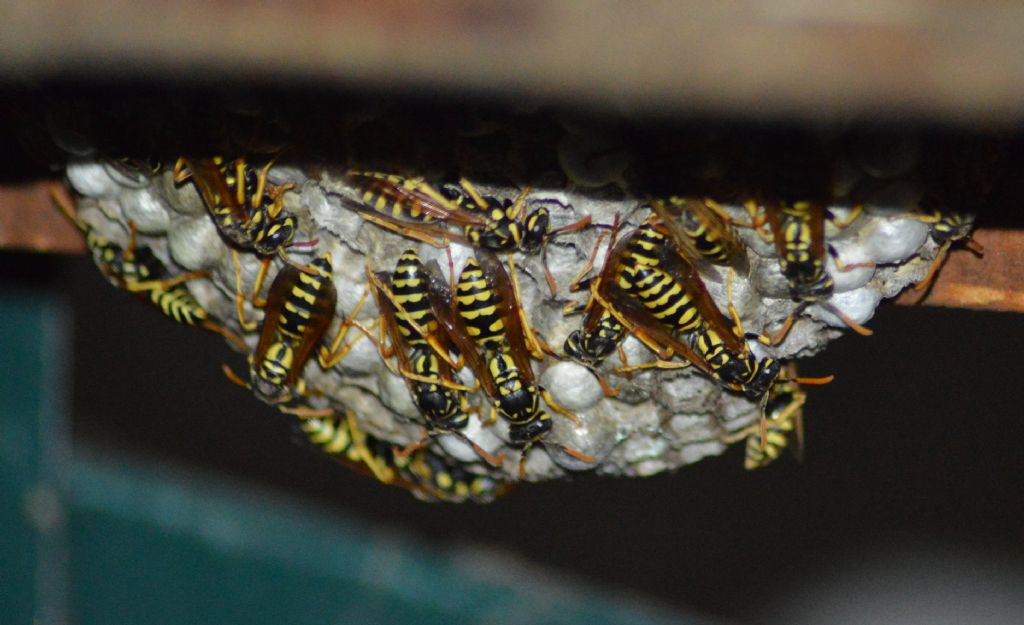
(0, 290), (695, 625)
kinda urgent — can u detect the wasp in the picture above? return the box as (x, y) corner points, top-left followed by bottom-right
(367, 249), (503, 466)
(343, 171), (487, 248)
(399, 443), (513, 504)
(721, 370), (807, 470)
(910, 200), (983, 298)
(758, 200), (874, 343)
(426, 250), (592, 478)
(302, 411), (511, 503)
(174, 156), (300, 254)
(617, 217), (751, 358)
(345, 172), (590, 294)
(565, 216), (718, 378)
(301, 410), (401, 485)
(647, 196), (749, 277)
(52, 186), (245, 349)
(573, 216), (829, 447)
(174, 156), (316, 329)
(223, 252), (367, 416)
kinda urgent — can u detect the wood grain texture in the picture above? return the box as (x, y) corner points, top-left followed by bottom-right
(895, 229), (1024, 313)
(0, 182), (85, 254)
(2, 1), (1024, 121)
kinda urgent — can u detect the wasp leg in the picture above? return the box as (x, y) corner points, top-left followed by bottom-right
(507, 255), (556, 359)
(568, 228), (610, 294)
(222, 363), (250, 389)
(704, 198), (757, 229)
(614, 344), (634, 381)
(517, 444), (532, 481)
(512, 440), (592, 482)
(394, 434), (428, 459)
(366, 267), (462, 370)
(279, 405), (336, 419)
(541, 213), (595, 298)
(820, 302), (874, 337)
(724, 268), (772, 346)
(829, 204), (863, 229)
(613, 359), (690, 375)
(767, 309), (800, 345)
(319, 287), (371, 369)
(827, 244), (876, 273)
(595, 373), (620, 397)
(507, 185), (532, 221)
(912, 240), (952, 298)
(725, 268), (744, 338)
(342, 411), (395, 484)
(540, 388), (582, 426)
(171, 158), (191, 184)
(123, 223), (210, 291)
(232, 251), (260, 331)
(402, 368), (478, 392)
(744, 200), (773, 241)
(201, 319), (249, 352)
(458, 178), (492, 213)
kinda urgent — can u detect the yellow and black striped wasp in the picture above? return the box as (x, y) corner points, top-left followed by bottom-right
(909, 133), (1003, 298)
(175, 156), (300, 254)
(345, 172), (591, 294)
(758, 200), (874, 343)
(400, 441), (513, 503)
(573, 214), (829, 447)
(367, 249), (503, 467)
(427, 250), (593, 478)
(302, 410), (512, 503)
(721, 368), (808, 470)
(343, 171), (487, 248)
(565, 215), (714, 376)
(647, 196), (749, 278)
(910, 197), (983, 298)
(174, 156), (316, 329)
(52, 186), (245, 349)
(223, 252), (366, 416)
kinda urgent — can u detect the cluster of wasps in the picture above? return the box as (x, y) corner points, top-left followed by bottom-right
(57, 151), (980, 500)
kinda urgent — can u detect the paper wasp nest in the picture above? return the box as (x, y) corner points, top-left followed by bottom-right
(60, 135), (943, 489)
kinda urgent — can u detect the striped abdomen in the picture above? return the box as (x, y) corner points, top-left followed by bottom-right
(278, 255), (333, 342)
(618, 263), (702, 335)
(625, 220), (669, 268)
(402, 447), (509, 503)
(744, 409), (797, 470)
(487, 351), (550, 445)
(390, 249), (437, 348)
(350, 172), (439, 222)
(679, 208), (736, 264)
(776, 204), (832, 300)
(456, 257), (505, 350)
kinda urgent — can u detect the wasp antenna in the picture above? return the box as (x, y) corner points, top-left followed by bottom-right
(464, 437), (505, 467)
(559, 445), (597, 464)
(792, 374), (834, 386)
(286, 237), (320, 249)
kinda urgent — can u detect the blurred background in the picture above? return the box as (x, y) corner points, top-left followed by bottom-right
(3, 1), (1024, 624)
